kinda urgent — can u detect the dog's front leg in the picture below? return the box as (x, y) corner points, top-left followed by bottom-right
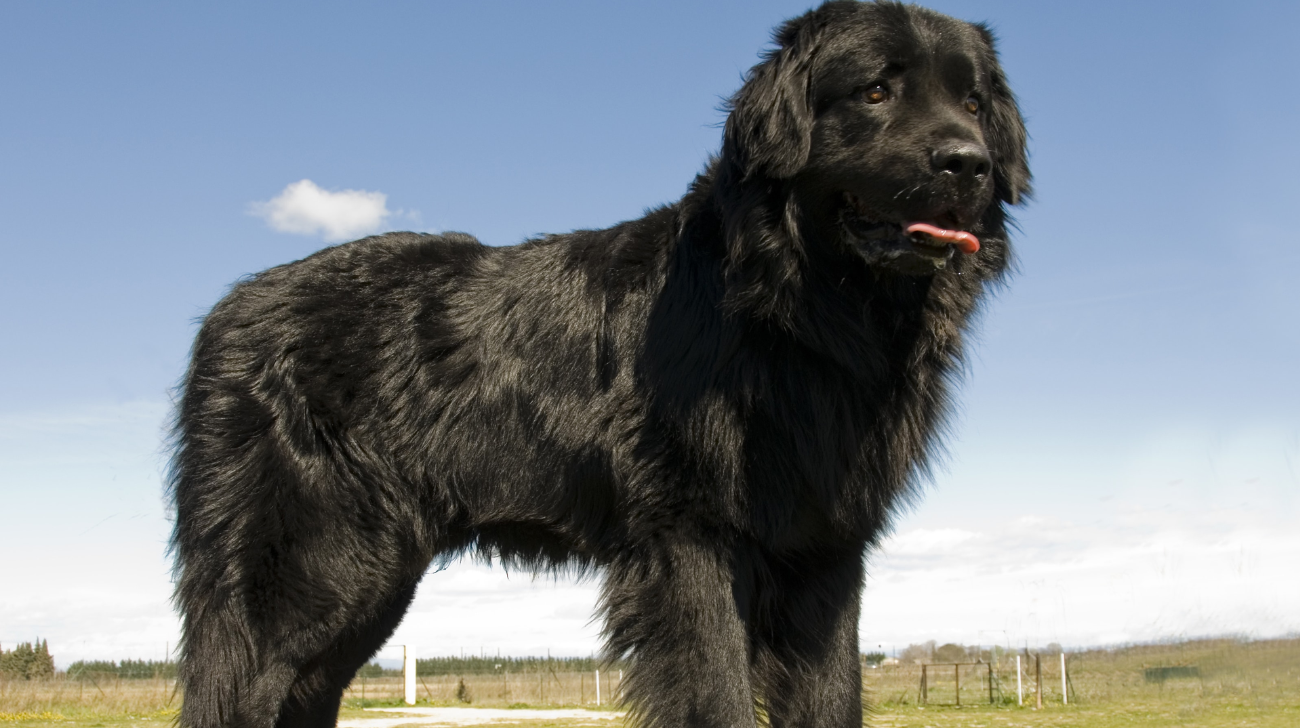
(749, 550), (865, 728)
(600, 538), (756, 728)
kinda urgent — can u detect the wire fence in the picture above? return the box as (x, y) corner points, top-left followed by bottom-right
(0, 675), (178, 715)
(3, 637), (1295, 715)
(345, 671), (621, 707)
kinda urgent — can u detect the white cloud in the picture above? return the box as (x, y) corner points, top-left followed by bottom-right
(249, 179), (392, 242)
(859, 504), (1300, 652)
(379, 561), (604, 661)
(887, 528), (979, 556)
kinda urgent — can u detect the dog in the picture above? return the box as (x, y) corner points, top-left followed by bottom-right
(169, 2), (1029, 726)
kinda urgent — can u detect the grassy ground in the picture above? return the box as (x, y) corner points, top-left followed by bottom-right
(859, 637), (1300, 727)
(867, 698), (1300, 728)
(1, 638), (1295, 728)
(0, 710), (176, 728)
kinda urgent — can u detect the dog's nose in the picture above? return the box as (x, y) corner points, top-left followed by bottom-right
(931, 142), (990, 183)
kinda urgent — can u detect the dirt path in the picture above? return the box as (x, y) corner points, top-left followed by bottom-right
(337, 707), (624, 728)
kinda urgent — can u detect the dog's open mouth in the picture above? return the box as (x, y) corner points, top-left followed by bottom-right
(841, 193), (980, 274)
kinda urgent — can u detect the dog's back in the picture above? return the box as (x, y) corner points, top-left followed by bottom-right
(170, 224), (676, 727)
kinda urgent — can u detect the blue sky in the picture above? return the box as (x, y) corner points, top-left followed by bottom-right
(2, 0), (1297, 665)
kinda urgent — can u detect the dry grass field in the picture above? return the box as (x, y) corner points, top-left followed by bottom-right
(342, 669), (622, 707)
(858, 637), (1300, 727)
(1, 638), (1295, 728)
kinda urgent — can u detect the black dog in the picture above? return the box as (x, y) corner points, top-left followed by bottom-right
(169, 2), (1029, 726)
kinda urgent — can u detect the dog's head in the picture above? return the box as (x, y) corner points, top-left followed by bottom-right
(722, 1), (1030, 277)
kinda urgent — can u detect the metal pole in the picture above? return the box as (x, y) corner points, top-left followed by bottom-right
(403, 645), (417, 706)
(955, 664), (961, 706)
(1016, 655), (1022, 706)
(1061, 653), (1067, 705)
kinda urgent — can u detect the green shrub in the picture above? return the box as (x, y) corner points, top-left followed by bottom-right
(454, 678), (473, 704)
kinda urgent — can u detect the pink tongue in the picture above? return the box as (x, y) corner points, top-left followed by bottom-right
(905, 223), (980, 254)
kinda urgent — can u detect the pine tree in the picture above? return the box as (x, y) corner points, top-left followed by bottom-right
(0, 640), (56, 679)
(32, 639), (55, 679)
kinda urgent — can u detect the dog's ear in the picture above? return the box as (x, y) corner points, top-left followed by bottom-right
(723, 18), (820, 179)
(975, 25), (1032, 205)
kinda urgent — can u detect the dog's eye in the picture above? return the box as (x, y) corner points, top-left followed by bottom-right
(965, 96), (980, 114)
(860, 84), (890, 104)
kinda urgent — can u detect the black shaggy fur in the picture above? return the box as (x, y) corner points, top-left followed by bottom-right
(169, 2), (1030, 727)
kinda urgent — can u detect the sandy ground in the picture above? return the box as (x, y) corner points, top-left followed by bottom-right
(337, 707), (624, 728)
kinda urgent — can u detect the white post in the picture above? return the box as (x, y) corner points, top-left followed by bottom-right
(595, 669), (601, 706)
(1060, 653), (1067, 705)
(403, 645), (417, 706)
(1016, 655), (1023, 706)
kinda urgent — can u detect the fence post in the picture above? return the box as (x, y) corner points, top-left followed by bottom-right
(1035, 654), (1042, 710)
(988, 662), (994, 705)
(920, 664), (927, 705)
(955, 664), (960, 707)
(1016, 655), (1022, 706)
(596, 670), (601, 706)
(1061, 653), (1067, 705)
(403, 645), (417, 706)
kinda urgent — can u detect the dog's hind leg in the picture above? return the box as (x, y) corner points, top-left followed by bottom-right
(600, 539), (756, 728)
(172, 441), (430, 728)
(274, 580), (421, 728)
(174, 589), (297, 728)
(748, 551), (864, 728)
(176, 522), (425, 728)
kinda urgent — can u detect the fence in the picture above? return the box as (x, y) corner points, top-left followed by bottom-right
(861, 655), (1074, 708)
(345, 671), (621, 707)
(0, 675), (178, 714)
(6, 638), (1290, 715)
(917, 662), (996, 705)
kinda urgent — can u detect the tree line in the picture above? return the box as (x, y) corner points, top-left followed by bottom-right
(897, 640), (1065, 664)
(0, 640), (55, 680)
(66, 659), (178, 680)
(358, 655), (619, 677)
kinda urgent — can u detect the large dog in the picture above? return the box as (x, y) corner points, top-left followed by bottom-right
(169, 2), (1029, 726)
